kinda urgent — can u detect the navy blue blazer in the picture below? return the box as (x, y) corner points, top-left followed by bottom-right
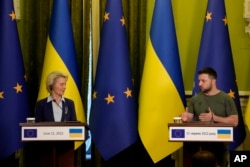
(35, 97), (77, 122)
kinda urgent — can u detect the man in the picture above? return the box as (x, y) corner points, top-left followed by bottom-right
(181, 67), (238, 167)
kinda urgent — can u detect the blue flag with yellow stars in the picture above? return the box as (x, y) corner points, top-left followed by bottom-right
(90, 0), (137, 160)
(193, 0), (246, 150)
(0, 0), (29, 160)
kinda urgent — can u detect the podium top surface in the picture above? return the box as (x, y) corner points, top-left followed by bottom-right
(20, 122), (89, 128)
(168, 122), (234, 127)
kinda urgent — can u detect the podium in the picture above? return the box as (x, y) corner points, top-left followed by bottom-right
(20, 122), (88, 167)
(168, 122), (234, 167)
(168, 122), (234, 142)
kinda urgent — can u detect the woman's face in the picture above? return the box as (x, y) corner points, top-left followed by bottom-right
(52, 77), (67, 96)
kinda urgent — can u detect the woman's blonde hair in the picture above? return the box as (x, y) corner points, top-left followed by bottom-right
(46, 71), (68, 94)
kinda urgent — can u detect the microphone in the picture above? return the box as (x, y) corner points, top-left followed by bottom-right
(203, 95), (210, 113)
(52, 99), (62, 110)
(203, 95), (214, 122)
(53, 99), (68, 122)
(64, 101), (68, 122)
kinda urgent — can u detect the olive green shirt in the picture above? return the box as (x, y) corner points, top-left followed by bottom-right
(186, 91), (237, 166)
(188, 91), (238, 121)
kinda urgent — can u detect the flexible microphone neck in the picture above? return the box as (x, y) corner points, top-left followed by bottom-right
(53, 99), (62, 110)
(64, 101), (68, 122)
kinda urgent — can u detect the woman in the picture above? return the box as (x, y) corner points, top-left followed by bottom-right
(35, 71), (77, 122)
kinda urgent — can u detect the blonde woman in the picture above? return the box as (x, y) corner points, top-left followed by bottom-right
(35, 71), (77, 122)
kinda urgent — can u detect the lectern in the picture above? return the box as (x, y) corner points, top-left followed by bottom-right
(168, 122), (234, 142)
(20, 122), (88, 167)
(168, 122), (234, 167)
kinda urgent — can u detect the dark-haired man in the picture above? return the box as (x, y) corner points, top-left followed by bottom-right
(181, 67), (238, 167)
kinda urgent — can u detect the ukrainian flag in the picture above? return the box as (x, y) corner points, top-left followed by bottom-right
(69, 128), (83, 138)
(139, 0), (186, 163)
(37, 0), (85, 148)
(217, 129), (231, 139)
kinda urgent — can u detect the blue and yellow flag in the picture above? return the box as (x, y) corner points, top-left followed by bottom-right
(37, 0), (85, 148)
(90, 0), (137, 160)
(139, 0), (186, 163)
(0, 0), (29, 160)
(193, 0), (246, 150)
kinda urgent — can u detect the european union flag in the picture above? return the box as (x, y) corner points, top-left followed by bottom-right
(172, 129), (185, 138)
(0, 0), (29, 160)
(24, 129), (37, 138)
(90, 0), (137, 160)
(193, 0), (246, 150)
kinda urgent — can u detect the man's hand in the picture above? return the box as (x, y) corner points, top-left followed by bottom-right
(199, 107), (213, 122)
(181, 107), (190, 122)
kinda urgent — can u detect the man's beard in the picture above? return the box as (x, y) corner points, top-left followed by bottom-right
(200, 86), (212, 94)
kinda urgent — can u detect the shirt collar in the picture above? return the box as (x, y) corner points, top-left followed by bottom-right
(47, 96), (65, 103)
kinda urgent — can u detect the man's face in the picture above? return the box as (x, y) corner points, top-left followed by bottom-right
(198, 74), (213, 93)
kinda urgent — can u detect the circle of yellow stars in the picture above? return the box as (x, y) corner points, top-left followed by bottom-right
(92, 87), (133, 105)
(103, 11), (126, 26)
(0, 11), (23, 99)
(93, 10), (130, 105)
(0, 73), (27, 100)
(9, 10), (16, 21)
(228, 89), (235, 99)
(0, 83), (23, 99)
(205, 11), (228, 26)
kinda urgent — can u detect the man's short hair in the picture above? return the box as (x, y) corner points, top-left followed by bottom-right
(198, 67), (217, 79)
(192, 150), (217, 167)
